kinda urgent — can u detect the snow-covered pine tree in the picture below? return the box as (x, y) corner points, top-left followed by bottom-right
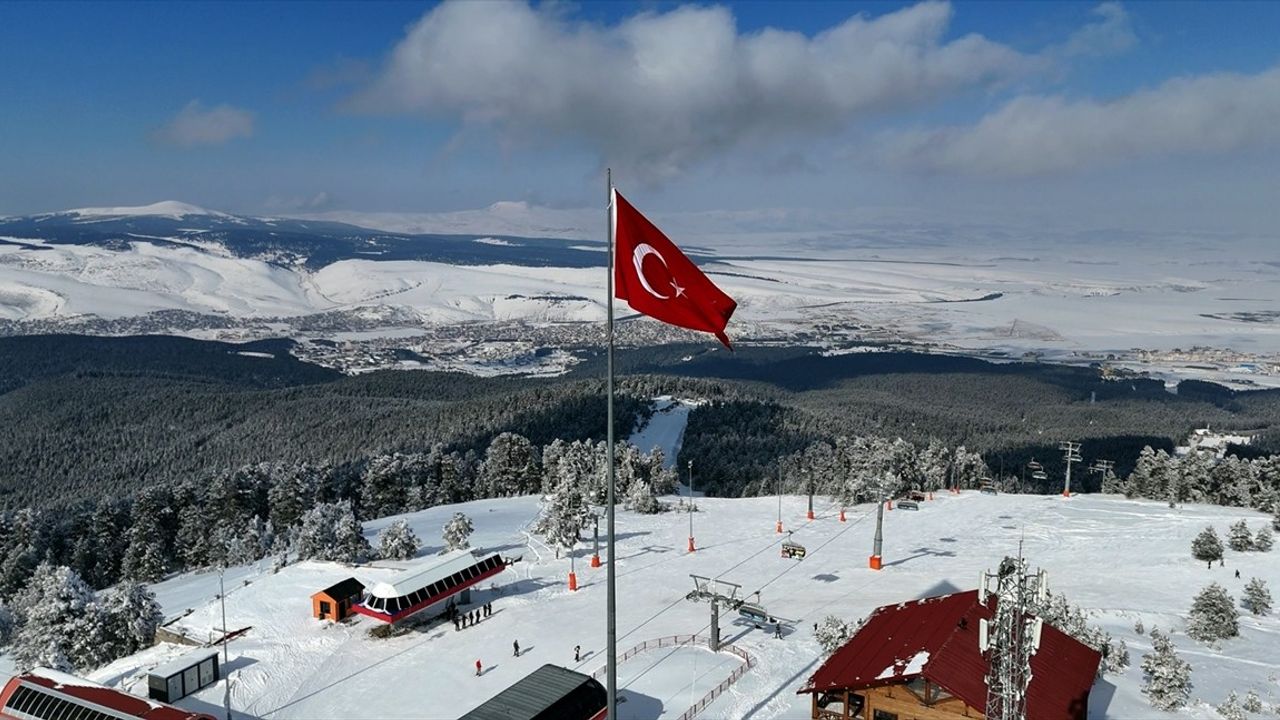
(1227, 519), (1254, 552)
(378, 519), (419, 561)
(625, 479), (661, 514)
(1254, 525), (1274, 552)
(1105, 639), (1130, 674)
(536, 482), (589, 558)
(0, 598), (12, 646)
(175, 503), (210, 570)
(360, 453), (417, 520)
(442, 512), (474, 552)
(267, 462), (319, 530)
(1242, 690), (1263, 713)
(1217, 691), (1245, 720)
(121, 510), (170, 583)
(481, 433), (540, 497)
(1186, 583), (1239, 642)
(1274, 504), (1280, 532)
(1134, 618), (1145, 635)
(10, 564), (107, 672)
(1191, 525), (1224, 566)
(100, 581), (163, 658)
(0, 508), (48, 597)
(1140, 627), (1192, 710)
(1243, 577), (1271, 615)
(332, 501), (371, 563)
(815, 615), (856, 656)
(294, 503), (336, 561)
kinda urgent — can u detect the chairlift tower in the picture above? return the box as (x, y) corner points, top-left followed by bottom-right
(1058, 441), (1082, 497)
(687, 575), (744, 651)
(869, 477), (888, 570)
(979, 556), (1047, 720)
(1089, 459), (1114, 487)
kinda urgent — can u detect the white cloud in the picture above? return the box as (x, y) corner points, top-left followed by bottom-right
(352, 0), (1031, 181)
(1057, 2), (1136, 59)
(155, 100), (255, 147)
(884, 65), (1280, 175)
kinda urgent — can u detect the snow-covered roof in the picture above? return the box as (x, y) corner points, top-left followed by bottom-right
(149, 648), (221, 679)
(365, 549), (495, 599)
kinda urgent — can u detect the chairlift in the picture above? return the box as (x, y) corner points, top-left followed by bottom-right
(979, 484), (998, 495)
(781, 541), (807, 560)
(1031, 470), (1048, 481)
(738, 603), (771, 623)
(897, 499), (920, 510)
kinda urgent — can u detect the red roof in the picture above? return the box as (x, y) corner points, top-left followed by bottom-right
(2, 668), (215, 720)
(801, 590), (1101, 720)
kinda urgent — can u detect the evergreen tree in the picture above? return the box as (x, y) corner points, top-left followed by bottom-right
(121, 491), (173, 583)
(1227, 520), (1254, 552)
(175, 503), (210, 570)
(1242, 577), (1271, 616)
(1105, 639), (1130, 674)
(0, 598), (13, 647)
(481, 433), (540, 497)
(1274, 504), (1280, 532)
(1217, 691), (1245, 720)
(1254, 525), (1274, 552)
(377, 520), (419, 561)
(268, 463), (319, 530)
(1134, 618), (1145, 635)
(0, 509), (48, 597)
(1242, 690), (1263, 713)
(442, 512), (474, 552)
(295, 501), (370, 563)
(100, 582), (163, 658)
(625, 479), (661, 514)
(815, 615), (857, 656)
(536, 485), (590, 558)
(1140, 627), (1192, 711)
(1186, 583), (1239, 642)
(10, 564), (107, 672)
(1191, 526), (1224, 566)
(332, 501), (371, 563)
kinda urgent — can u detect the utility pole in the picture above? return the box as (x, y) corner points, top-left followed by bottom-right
(776, 464), (783, 534)
(806, 473), (815, 521)
(1059, 442), (1082, 497)
(687, 460), (695, 553)
(590, 513), (601, 568)
(979, 555), (1047, 720)
(219, 569), (231, 720)
(869, 480), (885, 570)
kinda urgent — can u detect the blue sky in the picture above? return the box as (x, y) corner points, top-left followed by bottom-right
(1, 1), (1278, 234)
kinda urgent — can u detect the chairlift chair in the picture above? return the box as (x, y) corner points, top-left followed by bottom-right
(780, 541), (807, 560)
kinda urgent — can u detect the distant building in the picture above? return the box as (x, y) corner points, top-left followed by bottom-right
(1, 667), (215, 720)
(798, 590), (1100, 720)
(353, 549), (506, 624)
(311, 577), (366, 622)
(459, 664), (606, 720)
(1175, 427), (1254, 458)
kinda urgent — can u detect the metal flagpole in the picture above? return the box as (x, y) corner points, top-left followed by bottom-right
(605, 168), (618, 720)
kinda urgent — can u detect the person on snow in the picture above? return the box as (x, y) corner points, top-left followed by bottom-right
(574, 645), (581, 662)
(1235, 569), (1241, 579)
(513, 640), (520, 657)
(475, 659), (482, 676)
(774, 623), (782, 639)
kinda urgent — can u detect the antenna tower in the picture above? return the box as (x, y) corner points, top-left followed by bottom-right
(979, 555), (1047, 720)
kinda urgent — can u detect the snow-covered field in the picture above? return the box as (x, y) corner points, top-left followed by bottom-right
(68, 492), (1280, 720)
(3, 211), (1279, 386)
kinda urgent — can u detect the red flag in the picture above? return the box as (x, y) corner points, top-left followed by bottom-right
(613, 190), (737, 349)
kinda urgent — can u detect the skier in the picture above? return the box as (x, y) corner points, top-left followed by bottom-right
(574, 645), (581, 662)
(475, 659), (482, 676)
(453, 617), (460, 632)
(774, 623), (782, 639)
(1235, 569), (1241, 579)
(513, 640), (520, 657)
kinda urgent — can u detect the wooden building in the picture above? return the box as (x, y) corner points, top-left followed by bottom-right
(311, 577), (366, 621)
(798, 590), (1100, 720)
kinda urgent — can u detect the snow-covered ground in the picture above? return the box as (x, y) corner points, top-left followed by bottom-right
(61, 493), (1280, 720)
(3, 218), (1279, 387)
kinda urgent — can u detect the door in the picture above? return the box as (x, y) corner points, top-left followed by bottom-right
(319, 600), (332, 619)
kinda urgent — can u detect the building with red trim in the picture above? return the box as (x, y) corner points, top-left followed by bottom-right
(798, 590), (1101, 720)
(1, 667), (215, 720)
(351, 549), (506, 624)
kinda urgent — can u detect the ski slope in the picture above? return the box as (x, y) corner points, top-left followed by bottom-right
(76, 493), (1280, 719)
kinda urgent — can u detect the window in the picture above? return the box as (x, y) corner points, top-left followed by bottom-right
(873, 710), (897, 720)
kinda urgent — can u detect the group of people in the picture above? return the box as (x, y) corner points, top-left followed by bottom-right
(451, 601), (495, 632)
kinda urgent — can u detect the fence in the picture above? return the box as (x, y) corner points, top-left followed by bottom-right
(590, 635), (755, 720)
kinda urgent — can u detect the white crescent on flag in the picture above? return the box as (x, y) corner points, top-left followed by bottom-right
(632, 243), (671, 300)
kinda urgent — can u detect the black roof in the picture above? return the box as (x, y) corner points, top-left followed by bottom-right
(317, 578), (365, 600)
(459, 664), (605, 720)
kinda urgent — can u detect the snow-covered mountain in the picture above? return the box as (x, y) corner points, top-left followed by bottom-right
(2, 201), (1279, 386)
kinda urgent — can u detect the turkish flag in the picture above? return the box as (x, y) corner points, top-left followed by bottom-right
(613, 190), (737, 349)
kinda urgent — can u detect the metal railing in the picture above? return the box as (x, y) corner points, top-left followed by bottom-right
(591, 635), (755, 720)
